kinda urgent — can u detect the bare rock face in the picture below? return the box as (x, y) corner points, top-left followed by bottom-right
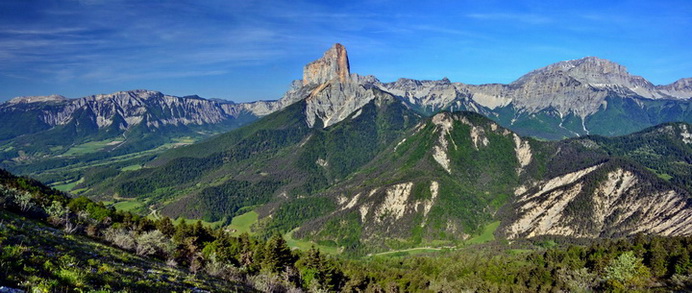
(500, 57), (691, 115)
(514, 57), (654, 90)
(380, 78), (464, 111)
(504, 163), (692, 239)
(293, 43), (381, 128)
(304, 80), (378, 128)
(509, 57), (663, 116)
(303, 43), (351, 86)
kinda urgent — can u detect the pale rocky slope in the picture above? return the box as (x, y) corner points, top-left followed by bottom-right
(504, 163), (692, 239)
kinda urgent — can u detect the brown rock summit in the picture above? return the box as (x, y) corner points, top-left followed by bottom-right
(302, 43), (351, 85)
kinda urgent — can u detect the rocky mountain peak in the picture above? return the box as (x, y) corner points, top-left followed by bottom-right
(302, 43), (351, 86)
(288, 43), (381, 128)
(7, 94), (67, 104)
(668, 78), (692, 89)
(503, 56), (689, 116)
(659, 78), (692, 98)
(661, 77), (692, 91)
(514, 56), (644, 87)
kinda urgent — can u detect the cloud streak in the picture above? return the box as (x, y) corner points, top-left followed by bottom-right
(466, 13), (553, 25)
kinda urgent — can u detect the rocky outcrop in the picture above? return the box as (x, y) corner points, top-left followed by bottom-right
(303, 43), (351, 86)
(293, 44), (381, 128)
(303, 80), (379, 128)
(506, 57), (686, 116)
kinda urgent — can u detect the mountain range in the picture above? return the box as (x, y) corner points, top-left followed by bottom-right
(1, 44), (691, 253)
(2, 44), (690, 183)
(64, 44), (691, 254)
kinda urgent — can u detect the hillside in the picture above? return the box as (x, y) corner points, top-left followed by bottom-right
(293, 112), (692, 252)
(94, 88), (420, 221)
(88, 101), (692, 254)
(4, 167), (692, 292)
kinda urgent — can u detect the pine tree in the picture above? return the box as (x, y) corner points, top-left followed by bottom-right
(675, 249), (692, 275)
(646, 238), (667, 277)
(156, 217), (175, 237)
(262, 234), (295, 273)
(297, 246), (345, 291)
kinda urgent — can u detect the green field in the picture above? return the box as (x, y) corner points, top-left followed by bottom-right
(120, 164), (143, 171)
(31, 136), (204, 190)
(464, 221), (500, 245)
(226, 211), (258, 236)
(51, 178), (84, 192)
(284, 229), (339, 255)
(113, 200), (144, 212)
(225, 211), (338, 254)
(63, 139), (123, 156)
(369, 247), (447, 258)
(368, 221), (500, 258)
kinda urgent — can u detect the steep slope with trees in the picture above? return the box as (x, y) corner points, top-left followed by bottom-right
(3, 167), (692, 292)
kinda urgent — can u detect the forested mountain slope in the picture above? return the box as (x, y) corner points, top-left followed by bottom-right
(5, 167), (692, 292)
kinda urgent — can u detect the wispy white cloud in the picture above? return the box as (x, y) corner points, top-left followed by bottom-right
(80, 68), (229, 83)
(466, 13), (553, 25)
(0, 27), (91, 35)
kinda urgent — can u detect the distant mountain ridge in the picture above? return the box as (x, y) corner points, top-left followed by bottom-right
(0, 89), (298, 174)
(2, 89), (282, 136)
(274, 44), (692, 138)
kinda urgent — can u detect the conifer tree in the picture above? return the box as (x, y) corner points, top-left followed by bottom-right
(262, 234), (294, 273)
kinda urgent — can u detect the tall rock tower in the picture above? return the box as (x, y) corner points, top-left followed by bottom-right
(302, 43), (351, 85)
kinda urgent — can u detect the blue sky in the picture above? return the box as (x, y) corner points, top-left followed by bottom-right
(0, 0), (690, 102)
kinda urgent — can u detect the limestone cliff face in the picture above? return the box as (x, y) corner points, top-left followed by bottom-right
(508, 57), (678, 116)
(8, 95), (67, 104)
(292, 43), (381, 128)
(303, 80), (379, 128)
(303, 43), (351, 86)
